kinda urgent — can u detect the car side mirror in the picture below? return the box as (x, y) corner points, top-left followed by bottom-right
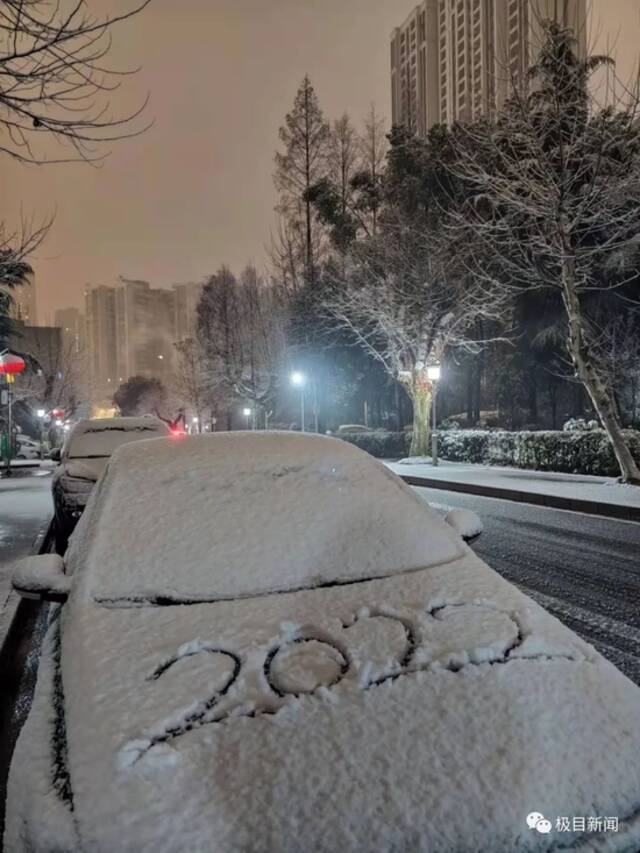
(13, 554), (70, 603)
(50, 448), (61, 462)
(445, 508), (483, 542)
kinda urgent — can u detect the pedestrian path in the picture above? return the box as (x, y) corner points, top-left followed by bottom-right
(0, 471), (52, 651)
(386, 459), (640, 521)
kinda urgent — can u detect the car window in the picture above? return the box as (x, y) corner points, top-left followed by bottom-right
(70, 433), (464, 605)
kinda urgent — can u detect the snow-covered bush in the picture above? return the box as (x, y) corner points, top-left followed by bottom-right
(337, 430), (409, 458)
(437, 429), (640, 476)
(562, 417), (600, 432)
(439, 418), (461, 431)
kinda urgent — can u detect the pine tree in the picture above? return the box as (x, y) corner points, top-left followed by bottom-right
(274, 76), (330, 288)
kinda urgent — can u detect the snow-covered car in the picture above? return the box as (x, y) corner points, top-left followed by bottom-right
(51, 416), (170, 550)
(8, 433), (640, 852)
(16, 434), (40, 459)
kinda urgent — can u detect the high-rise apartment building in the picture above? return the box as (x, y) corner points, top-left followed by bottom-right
(5, 271), (37, 325)
(391, 0), (587, 133)
(54, 307), (85, 354)
(85, 285), (118, 401)
(84, 277), (205, 404)
(173, 281), (204, 342)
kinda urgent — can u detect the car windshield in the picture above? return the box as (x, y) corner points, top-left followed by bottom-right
(67, 419), (168, 459)
(70, 432), (463, 605)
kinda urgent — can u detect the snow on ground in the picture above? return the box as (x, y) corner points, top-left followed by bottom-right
(391, 459), (640, 508)
(7, 433), (640, 851)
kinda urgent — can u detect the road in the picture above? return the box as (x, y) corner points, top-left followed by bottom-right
(413, 485), (640, 685)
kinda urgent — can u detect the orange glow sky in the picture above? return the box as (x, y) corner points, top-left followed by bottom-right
(2, 0), (639, 322)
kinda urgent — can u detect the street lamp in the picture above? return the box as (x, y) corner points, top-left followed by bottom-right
(191, 416), (199, 434)
(427, 363), (441, 466)
(242, 407), (253, 430)
(290, 371), (306, 432)
(37, 409), (46, 459)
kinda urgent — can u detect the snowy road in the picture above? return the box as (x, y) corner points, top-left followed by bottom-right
(414, 486), (640, 685)
(0, 471), (53, 644)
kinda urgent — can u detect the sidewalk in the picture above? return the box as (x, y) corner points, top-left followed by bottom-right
(386, 459), (640, 522)
(0, 471), (53, 651)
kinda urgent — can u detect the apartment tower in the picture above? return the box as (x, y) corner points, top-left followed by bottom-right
(391, 0), (587, 132)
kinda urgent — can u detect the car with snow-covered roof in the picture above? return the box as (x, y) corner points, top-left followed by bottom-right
(50, 415), (170, 551)
(8, 432), (640, 852)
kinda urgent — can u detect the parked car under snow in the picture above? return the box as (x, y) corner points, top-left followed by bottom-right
(8, 432), (640, 852)
(50, 416), (170, 550)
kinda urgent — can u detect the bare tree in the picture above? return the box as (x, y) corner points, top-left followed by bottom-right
(0, 216), (51, 343)
(268, 211), (306, 294)
(357, 104), (387, 236)
(449, 23), (640, 482)
(0, 0), (151, 164)
(171, 337), (214, 431)
(197, 265), (287, 426)
(324, 219), (510, 456)
(11, 326), (84, 416)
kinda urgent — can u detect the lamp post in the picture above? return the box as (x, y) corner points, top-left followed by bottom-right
(37, 409), (46, 459)
(290, 371), (305, 432)
(242, 407), (253, 430)
(427, 363), (441, 466)
(0, 352), (26, 475)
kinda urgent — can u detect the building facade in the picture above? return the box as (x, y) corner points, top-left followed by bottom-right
(54, 307), (85, 354)
(391, 0), (587, 132)
(84, 278), (204, 405)
(173, 281), (205, 343)
(5, 272), (37, 325)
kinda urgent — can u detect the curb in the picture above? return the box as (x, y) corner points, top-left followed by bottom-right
(398, 474), (640, 523)
(0, 517), (54, 662)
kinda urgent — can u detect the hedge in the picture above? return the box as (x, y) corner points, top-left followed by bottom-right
(335, 430), (408, 459)
(338, 428), (640, 477)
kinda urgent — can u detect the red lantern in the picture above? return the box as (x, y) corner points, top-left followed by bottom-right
(0, 353), (26, 376)
(51, 408), (65, 419)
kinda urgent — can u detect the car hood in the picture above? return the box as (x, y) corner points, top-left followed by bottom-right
(59, 551), (640, 853)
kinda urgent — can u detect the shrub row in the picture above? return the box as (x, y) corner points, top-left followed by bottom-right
(338, 428), (640, 476)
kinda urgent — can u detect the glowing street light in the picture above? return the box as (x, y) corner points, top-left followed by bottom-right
(427, 364), (441, 382)
(290, 371), (306, 432)
(36, 409), (46, 418)
(242, 407), (253, 430)
(427, 363), (442, 466)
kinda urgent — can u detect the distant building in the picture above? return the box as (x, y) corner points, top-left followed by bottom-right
(114, 277), (176, 383)
(5, 271), (37, 325)
(54, 307), (85, 354)
(84, 277), (202, 405)
(390, 0), (587, 133)
(85, 284), (118, 402)
(173, 281), (204, 342)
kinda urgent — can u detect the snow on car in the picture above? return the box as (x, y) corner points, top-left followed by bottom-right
(7, 432), (640, 852)
(51, 416), (170, 550)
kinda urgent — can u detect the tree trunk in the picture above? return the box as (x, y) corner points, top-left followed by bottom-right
(561, 257), (640, 484)
(409, 384), (431, 457)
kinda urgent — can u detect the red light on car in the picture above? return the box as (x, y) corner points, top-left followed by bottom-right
(170, 428), (186, 438)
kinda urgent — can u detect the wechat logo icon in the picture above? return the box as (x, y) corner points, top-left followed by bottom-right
(527, 812), (552, 834)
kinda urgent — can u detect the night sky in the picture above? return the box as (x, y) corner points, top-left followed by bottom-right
(2, 0), (639, 322)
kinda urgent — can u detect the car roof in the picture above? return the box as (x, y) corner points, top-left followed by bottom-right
(68, 431), (463, 604)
